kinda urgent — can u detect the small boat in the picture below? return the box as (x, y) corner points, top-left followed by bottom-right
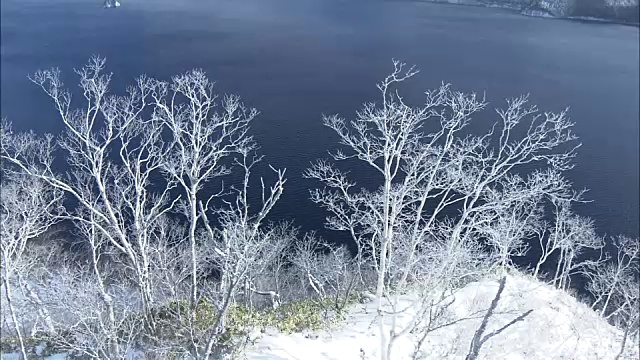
(104, 0), (121, 8)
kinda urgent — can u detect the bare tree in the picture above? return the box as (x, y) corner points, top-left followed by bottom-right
(306, 60), (580, 360)
(473, 197), (544, 271)
(532, 199), (603, 290)
(12, 238), (66, 339)
(241, 221), (296, 310)
(533, 200), (566, 279)
(194, 150), (286, 359)
(146, 216), (191, 303)
(584, 236), (639, 317)
(612, 273), (639, 360)
(290, 234), (330, 299)
(2, 58), (291, 358)
(1, 57), (177, 332)
(74, 212), (122, 358)
(150, 68), (257, 345)
(140, 149), (287, 358)
(583, 235), (639, 358)
(0, 173), (63, 359)
(289, 233), (360, 313)
(35, 257), (141, 359)
(550, 204), (603, 290)
(10, 215), (144, 359)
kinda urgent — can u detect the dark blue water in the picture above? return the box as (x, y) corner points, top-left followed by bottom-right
(2, 0), (638, 242)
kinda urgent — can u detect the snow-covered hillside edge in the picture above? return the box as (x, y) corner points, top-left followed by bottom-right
(243, 272), (638, 360)
(420, 0), (639, 24)
(1, 271), (637, 359)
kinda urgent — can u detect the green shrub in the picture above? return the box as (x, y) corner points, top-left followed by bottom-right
(121, 293), (360, 354)
(225, 294), (360, 336)
(150, 298), (219, 341)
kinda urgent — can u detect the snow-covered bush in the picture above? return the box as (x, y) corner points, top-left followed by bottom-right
(530, 0), (576, 16)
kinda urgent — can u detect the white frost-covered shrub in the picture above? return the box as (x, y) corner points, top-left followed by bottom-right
(532, 0), (576, 16)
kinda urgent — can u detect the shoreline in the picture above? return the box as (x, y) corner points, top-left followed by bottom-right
(420, 0), (640, 27)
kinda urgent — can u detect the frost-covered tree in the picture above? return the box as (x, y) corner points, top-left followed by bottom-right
(0, 173), (63, 359)
(306, 60), (580, 360)
(1, 57), (287, 358)
(529, 0), (576, 16)
(584, 236), (639, 347)
(533, 200), (604, 290)
(1, 57), (178, 332)
(605, 0), (639, 8)
(473, 197), (544, 271)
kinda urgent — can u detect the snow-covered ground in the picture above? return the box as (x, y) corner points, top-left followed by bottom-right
(243, 273), (638, 360)
(2, 272), (637, 359)
(1, 346), (67, 360)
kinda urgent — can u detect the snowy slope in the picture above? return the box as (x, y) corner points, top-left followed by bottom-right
(242, 273), (639, 360)
(2, 273), (636, 359)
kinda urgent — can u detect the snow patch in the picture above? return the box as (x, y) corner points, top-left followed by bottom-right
(2, 273), (635, 359)
(566, 16), (614, 23)
(1, 353), (67, 360)
(243, 273), (638, 359)
(521, 9), (555, 18)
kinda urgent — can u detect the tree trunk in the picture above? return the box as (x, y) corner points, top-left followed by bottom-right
(614, 316), (637, 360)
(2, 276), (28, 360)
(376, 174), (392, 360)
(23, 282), (55, 334)
(137, 268), (157, 332)
(600, 284), (616, 318)
(91, 250), (120, 359)
(188, 187), (200, 357)
(554, 249), (564, 288)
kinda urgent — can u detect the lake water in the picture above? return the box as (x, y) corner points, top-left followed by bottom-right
(2, 0), (638, 243)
